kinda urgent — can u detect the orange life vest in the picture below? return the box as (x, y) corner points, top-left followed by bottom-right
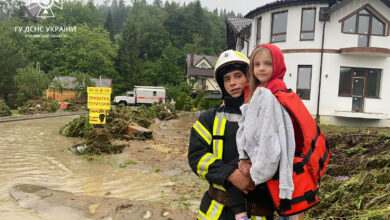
(266, 90), (331, 216)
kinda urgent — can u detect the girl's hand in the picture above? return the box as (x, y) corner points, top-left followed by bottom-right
(238, 159), (252, 177)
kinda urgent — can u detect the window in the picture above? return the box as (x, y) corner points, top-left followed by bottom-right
(271, 11), (288, 43)
(341, 6), (387, 47)
(296, 65), (312, 99)
(300, 8), (316, 40)
(256, 17), (262, 45)
(338, 67), (381, 98)
(199, 62), (209, 69)
(153, 91), (157, 96)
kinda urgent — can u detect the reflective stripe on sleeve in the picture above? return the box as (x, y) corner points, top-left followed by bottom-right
(198, 210), (210, 220)
(197, 153), (217, 179)
(250, 216), (267, 220)
(212, 183), (226, 192)
(213, 117), (226, 159)
(206, 200), (224, 220)
(215, 112), (242, 122)
(193, 120), (212, 145)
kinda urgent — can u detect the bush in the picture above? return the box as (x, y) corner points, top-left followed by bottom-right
(0, 100), (11, 117)
(198, 98), (223, 110)
(48, 101), (59, 112)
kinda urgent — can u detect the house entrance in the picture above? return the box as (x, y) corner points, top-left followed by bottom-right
(352, 77), (365, 112)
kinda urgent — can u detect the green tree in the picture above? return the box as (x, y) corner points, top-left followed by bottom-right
(0, 21), (25, 105)
(59, 24), (118, 79)
(14, 63), (50, 105)
(104, 10), (115, 41)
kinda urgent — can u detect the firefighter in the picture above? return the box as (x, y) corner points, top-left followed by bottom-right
(188, 50), (275, 220)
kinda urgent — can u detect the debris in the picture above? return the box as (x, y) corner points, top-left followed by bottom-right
(76, 145), (86, 154)
(18, 97), (59, 114)
(127, 125), (152, 139)
(143, 210), (152, 219)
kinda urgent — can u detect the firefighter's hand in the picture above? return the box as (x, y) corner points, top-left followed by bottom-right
(227, 169), (255, 194)
(238, 159), (252, 177)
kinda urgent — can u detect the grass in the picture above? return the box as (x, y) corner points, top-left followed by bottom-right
(320, 124), (390, 136)
(10, 109), (21, 116)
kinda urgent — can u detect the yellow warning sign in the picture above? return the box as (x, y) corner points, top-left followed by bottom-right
(87, 87), (112, 94)
(87, 93), (111, 110)
(89, 109), (106, 124)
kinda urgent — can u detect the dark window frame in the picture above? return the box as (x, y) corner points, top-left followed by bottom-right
(296, 65), (312, 100)
(300, 8), (316, 41)
(256, 17), (262, 45)
(340, 4), (388, 38)
(271, 10), (288, 43)
(338, 67), (381, 98)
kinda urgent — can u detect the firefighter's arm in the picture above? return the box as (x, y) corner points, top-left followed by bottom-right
(187, 110), (236, 186)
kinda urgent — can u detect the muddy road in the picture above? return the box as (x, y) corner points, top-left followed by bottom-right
(1, 113), (204, 219)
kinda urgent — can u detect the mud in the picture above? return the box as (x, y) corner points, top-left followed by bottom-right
(9, 184), (195, 220)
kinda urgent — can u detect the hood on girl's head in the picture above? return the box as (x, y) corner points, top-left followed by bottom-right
(252, 44), (286, 81)
(249, 44), (287, 93)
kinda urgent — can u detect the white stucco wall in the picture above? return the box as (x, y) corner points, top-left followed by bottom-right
(325, 0), (390, 49)
(241, 0), (390, 126)
(249, 3), (328, 52)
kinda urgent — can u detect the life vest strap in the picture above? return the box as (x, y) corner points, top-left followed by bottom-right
(278, 189), (318, 212)
(319, 139), (330, 171)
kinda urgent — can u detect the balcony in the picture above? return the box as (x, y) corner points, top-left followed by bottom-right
(339, 47), (390, 57)
(334, 110), (387, 119)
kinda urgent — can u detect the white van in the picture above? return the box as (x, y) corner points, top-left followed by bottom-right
(113, 86), (166, 106)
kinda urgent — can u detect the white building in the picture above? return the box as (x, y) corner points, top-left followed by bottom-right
(227, 0), (390, 127)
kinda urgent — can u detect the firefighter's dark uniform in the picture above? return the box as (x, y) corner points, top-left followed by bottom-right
(188, 96), (275, 220)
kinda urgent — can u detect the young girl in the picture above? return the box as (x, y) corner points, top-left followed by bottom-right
(233, 44), (296, 220)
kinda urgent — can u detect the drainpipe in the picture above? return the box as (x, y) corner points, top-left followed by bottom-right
(316, 19), (327, 123)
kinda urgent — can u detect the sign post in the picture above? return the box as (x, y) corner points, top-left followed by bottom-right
(87, 87), (111, 124)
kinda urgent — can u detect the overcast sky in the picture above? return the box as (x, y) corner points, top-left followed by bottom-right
(97, 0), (276, 16)
(145, 0), (275, 15)
(21, 0), (275, 16)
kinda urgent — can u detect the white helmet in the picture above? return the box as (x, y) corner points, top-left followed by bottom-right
(214, 50), (249, 96)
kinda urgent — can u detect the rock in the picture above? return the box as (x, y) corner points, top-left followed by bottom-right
(89, 203), (100, 214)
(143, 210), (152, 219)
(162, 211), (170, 217)
(163, 182), (176, 187)
(76, 145), (86, 154)
(127, 125), (153, 139)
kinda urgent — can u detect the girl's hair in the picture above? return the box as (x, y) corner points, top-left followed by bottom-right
(245, 47), (273, 103)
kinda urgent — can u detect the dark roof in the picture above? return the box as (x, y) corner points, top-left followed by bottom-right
(186, 54), (218, 69)
(381, 0), (390, 7)
(186, 67), (214, 77)
(49, 76), (112, 89)
(226, 17), (252, 34)
(329, 0), (390, 13)
(245, 0), (330, 19)
(25, 3), (40, 18)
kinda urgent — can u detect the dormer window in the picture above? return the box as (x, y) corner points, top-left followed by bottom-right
(199, 63), (209, 69)
(340, 5), (388, 47)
